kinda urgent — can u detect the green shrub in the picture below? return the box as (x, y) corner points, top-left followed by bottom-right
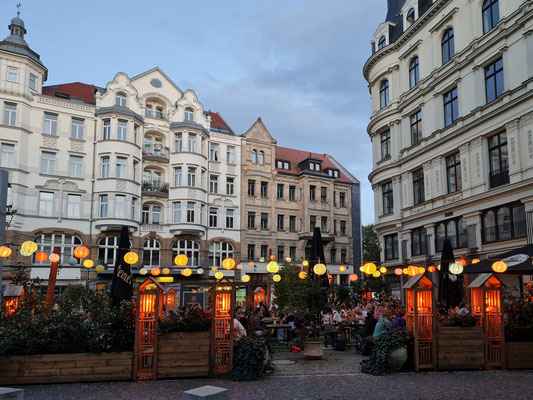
(360, 330), (412, 375)
(231, 336), (270, 381)
(158, 307), (211, 334)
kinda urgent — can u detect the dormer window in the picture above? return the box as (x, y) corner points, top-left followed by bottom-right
(276, 160), (290, 170)
(185, 108), (194, 121)
(406, 8), (415, 23)
(310, 162), (321, 171)
(327, 169), (340, 178)
(116, 92), (127, 107)
(378, 35), (386, 50)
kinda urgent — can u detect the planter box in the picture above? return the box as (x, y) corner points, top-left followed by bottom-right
(157, 331), (209, 379)
(0, 351), (133, 385)
(506, 342), (533, 369)
(437, 326), (485, 370)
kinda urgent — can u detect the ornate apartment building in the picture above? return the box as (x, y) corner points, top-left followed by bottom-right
(365, 0), (533, 287)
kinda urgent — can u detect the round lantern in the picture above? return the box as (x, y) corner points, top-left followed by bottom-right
(222, 258), (236, 270)
(472, 258), (480, 264)
(83, 259), (94, 269)
(215, 271), (223, 280)
(21, 241), (38, 255)
(35, 251), (48, 262)
(273, 274), (281, 282)
(236, 264), (243, 270)
(197, 268), (204, 275)
(124, 251), (138, 265)
(162, 267), (170, 275)
(313, 263), (327, 276)
(363, 262), (377, 275)
(302, 260), (309, 267)
(339, 265), (346, 272)
(139, 268), (148, 275)
(248, 262), (255, 267)
(379, 266), (387, 274)
(372, 271), (381, 278)
(402, 268), (408, 275)
(211, 266), (218, 271)
(394, 268), (402, 276)
(269, 255), (276, 261)
(419, 267), (426, 274)
(242, 274), (251, 283)
(285, 257), (292, 263)
(299, 271), (308, 279)
(437, 264), (441, 270)
(182, 268), (192, 277)
(0, 246), (11, 258)
(266, 261), (279, 274)
(68, 257), (78, 266)
(359, 266), (365, 272)
(49, 253), (60, 263)
(328, 274), (333, 282)
(151, 267), (161, 276)
(458, 259), (467, 267)
(259, 257), (265, 263)
(407, 266), (417, 277)
(74, 246), (89, 259)
(349, 273), (358, 282)
(428, 266), (436, 273)
(449, 262), (463, 275)
(491, 260), (507, 273)
(95, 264), (105, 273)
(175, 254), (188, 267)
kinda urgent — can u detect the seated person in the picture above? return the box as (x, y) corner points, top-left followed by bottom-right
(389, 309), (406, 332)
(253, 308), (267, 335)
(373, 311), (392, 341)
(233, 308), (247, 342)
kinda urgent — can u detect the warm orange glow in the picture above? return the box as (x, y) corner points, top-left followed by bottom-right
(428, 266), (436, 273)
(363, 262), (377, 275)
(140, 293), (156, 314)
(492, 261), (507, 273)
(379, 266), (387, 274)
(408, 266), (417, 277)
(124, 251), (138, 264)
(151, 268), (161, 276)
(313, 263), (327, 276)
(162, 268), (170, 275)
(403, 268), (408, 275)
(242, 274), (251, 282)
(269, 255), (276, 261)
(248, 262), (255, 267)
(182, 268), (192, 277)
(299, 271), (308, 279)
(175, 254), (188, 266)
(215, 271), (224, 280)
(458, 258), (467, 267)
(35, 251), (48, 262)
(349, 273), (358, 282)
(216, 292), (231, 314)
(273, 274), (282, 282)
(302, 260), (309, 267)
(372, 271), (381, 278)
(4, 297), (19, 315)
(339, 265), (346, 272)
(0, 246), (11, 258)
(418, 267), (425, 274)
(49, 253), (60, 263)
(236, 264), (243, 270)
(21, 241), (38, 255)
(83, 259), (94, 269)
(74, 246), (89, 259)
(472, 258), (480, 264)
(327, 274), (333, 282)
(222, 258), (236, 270)
(267, 261), (279, 273)
(395, 268), (403, 276)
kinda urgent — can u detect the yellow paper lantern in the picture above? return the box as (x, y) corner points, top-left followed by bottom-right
(215, 271), (223, 280)
(0, 246), (11, 258)
(403, 268), (408, 275)
(139, 268), (148, 275)
(363, 262), (377, 275)
(395, 268), (402, 276)
(407, 265), (417, 277)
(372, 271), (381, 278)
(339, 265), (346, 272)
(222, 258), (236, 270)
(259, 257), (265, 263)
(266, 261), (279, 273)
(211, 266), (218, 271)
(437, 264), (441, 270)
(273, 274), (281, 282)
(285, 257), (292, 263)
(49, 253), (60, 263)
(491, 261), (507, 273)
(299, 271), (307, 279)
(124, 251), (138, 265)
(95, 264), (105, 273)
(242, 274), (251, 283)
(151, 267), (161, 276)
(449, 262), (463, 275)
(83, 259), (94, 269)
(418, 267), (425, 274)
(349, 273), (358, 282)
(379, 266), (387, 274)
(175, 254), (188, 266)
(162, 267), (170, 275)
(197, 268), (204, 275)
(21, 241), (38, 255)
(302, 260), (309, 267)
(182, 268), (192, 277)
(74, 246), (89, 259)
(313, 263), (327, 276)
(359, 266), (365, 272)
(472, 258), (480, 264)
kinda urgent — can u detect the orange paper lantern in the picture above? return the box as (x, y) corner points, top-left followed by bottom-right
(0, 246), (11, 258)
(349, 273), (358, 282)
(299, 271), (308, 279)
(124, 251), (138, 264)
(222, 258), (236, 270)
(35, 251), (48, 262)
(458, 259), (467, 267)
(162, 267), (170, 275)
(248, 262), (255, 267)
(428, 266), (436, 273)
(269, 255), (276, 261)
(472, 258), (480, 264)
(394, 268), (402, 276)
(74, 246), (89, 259)
(491, 260), (507, 273)
(151, 267), (161, 276)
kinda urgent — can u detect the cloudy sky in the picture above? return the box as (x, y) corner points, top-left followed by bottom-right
(7, 1), (386, 224)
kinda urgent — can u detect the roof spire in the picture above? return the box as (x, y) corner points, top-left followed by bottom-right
(17, 3), (21, 17)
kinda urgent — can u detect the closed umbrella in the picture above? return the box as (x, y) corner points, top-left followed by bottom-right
(437, 238), (464, 309)
(308, 227), (329, 287)
(110, 226), (133, 305)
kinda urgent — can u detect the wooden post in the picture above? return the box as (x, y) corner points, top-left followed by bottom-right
(44, 246), (61, 310)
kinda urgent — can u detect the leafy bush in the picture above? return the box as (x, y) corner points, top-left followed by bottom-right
(231, 336), (271, 381)
(505, 285), (533, 342)
(360, 330), (413, 375)
(158, 307), (211, 334)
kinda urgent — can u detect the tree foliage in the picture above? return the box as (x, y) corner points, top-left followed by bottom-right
(363, 224), (380, 264)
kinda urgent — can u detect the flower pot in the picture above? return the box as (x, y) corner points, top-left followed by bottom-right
(387, 346), (408, 372)
(303, 340), (323, 360)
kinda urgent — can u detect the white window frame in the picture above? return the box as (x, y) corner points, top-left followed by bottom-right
(209, 174), (218, 193)
(143, 239), (161, 267)
(4, 103), (16, 126)
(7, 67), (18, 83)
(208, 242), (234, 266)
(173, 201), (181, 223)
(69, 155), (83, 178)
(226, 177), (234, 195)
(188, 133), (196, 152)
(29, 73), (37, 90)
(174, 167), (182, 186)
(226, 209), (234, 229)
(0, 143), (14, 168)
(187, 201), (195, 223)
(116, 157), (127, 178)
(71, 118), (84, 140)
(100, 194), (108, 217)
(117, 120), (127, 141)
(185, 108), (194, 121)
(103, 120), (111, 140)
(210, 143), (219, 161)
(175, 133), (183, 152)
(44, 113), (58, 135)
(172, 240), (200, 267)
(116, 92), (127, 107)
(114, 195), (126, 219)
(66, 194), (81, 218)
(33, 233), (82, 265)
(226, 146), (235, 163)
(39, 192), (54, 217)
(187, 167), (196, 187)
(41, 152), (56, 175)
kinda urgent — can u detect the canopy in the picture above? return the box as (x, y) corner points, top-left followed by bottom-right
(466, 243), (533, 274)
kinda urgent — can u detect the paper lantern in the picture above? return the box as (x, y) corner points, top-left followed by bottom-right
(95, 264), (105, 273)
(68, 257), (77, 266)
(0, 246), (11, 258)
(363, 262), (377, 275)
(379, 266), (387, 274)
(437, 264), (441, 271)
(124, 251), (138, 264)
(21, 241), (38, 255)
(395, 268), (403, 276)
(349, 273), (358, 282)
(236, 264), (243, 270)
(285, 257), (292, 263)
(403, 268), (408, 275)
(151, 267), (161, 276)
(83, 259), (94, 269)
(162, 267), (170, 275)
(273, 274), (281, 282)
(418, 267), (425, 274)
(339, 265), (346, 272)
(248, 262), (255, 267)
(215, 271), (223, 280)
(242, 274), (251, 283)
(182, 268), (192, 277)
(139, 268), (148, 275)
(458, 259), (467, 267)
(74, 246), (89, 259)
(302, 260), (309, 267)
(372, 271), (381, 278)
(211, 266), (218, 271)
(299, 271), (307, 279)
(266, 261), (279, 273)
(449, 262), (463, 275)
(49, 253), (60, 263)
(259, 257), (265, 263)
(35, 251), (48, 262)
(407, 265), (417, 277)
(222, 257), (236, 270)
(197, 268), (204, 275)
(175, 254), (188, 266)
(491, 261), (507, 273)
(472, 258), (480, 264)
(359, 266), (365, 272)
(428, 266), (436, 273)
(269, 255), (276, 261)
(313, 263), (327, 276)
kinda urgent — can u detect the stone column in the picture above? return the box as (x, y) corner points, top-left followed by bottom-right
(424, 223), (436, 258)
(526, 30), (533, 80)
(392, 175), (402, 219)
(372, 183), (382, 221)
(519, 112), (533, 172)
(459, 142), (471, 192)
(432, 156), (444, 198)
(506, 119), (522, 183)
(401, 172), (411, 209)
(423, 161), (432, 201)
(469, 136), (485, 189)
(464, 211), (483, 251)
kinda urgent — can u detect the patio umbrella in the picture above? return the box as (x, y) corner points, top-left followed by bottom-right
(437, 238), (464, 310)
(110, 226), (133, 305)
(308, 227), (329, 286)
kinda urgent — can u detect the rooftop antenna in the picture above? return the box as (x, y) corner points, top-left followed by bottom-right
(16, 3), (21, 16)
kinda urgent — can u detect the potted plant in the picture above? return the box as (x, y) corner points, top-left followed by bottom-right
(302, 280), (329, 359)
(360, 330), (413, 375)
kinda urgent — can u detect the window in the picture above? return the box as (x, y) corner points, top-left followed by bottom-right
(436, 217), (468, 251)
(115, 195), (126, 219)
(117, 120), (127, 141)
(290, 246), (296, 260)
(134, 125), (139, 144)
(277, 184), (284, 200)
(44, 113), (57, 135)
(33, 234), (82, 265)
(41, 152), (56, 174)
(174, 167), (182, 186)
(441, 28), (455, 64)
(289, 185), (296, 201)
(413, 168), (425, 205)
(143, 239), (160, 267)
(379, 80), (389, 108)
(209, 242), (234, 266)
(277, 214), (284, 230)
(406, 8), (415, 23)
(116, 157), (127, 178)
(173, 202), (181, 223)
(39, 192), (53, 216)
(277, 246), (284, 261)
(485, 58), (504, 104)
(4, 103), (16, 126)
(378, 35), (386, 50)
(340, 192), (346, 207)
(261, 181), (268, 198)
(252, 150), (257, 164)
(276, 160), (282, 168)
(443, 87), (458, 127)
(103, 120), (111, 140)
(261, 213), (268, 230)
(131, 198), (136, 220)
(209, 175), (218, 193)
(209, 143), (219, 161)
(384, 234), (399, 260)
(184, 108), (194, 121)
(226, 177), (234, 195)
(71, 118), (84, 140)
(483, 203), (525, 243)
(310, 215), (316, 231)
(446, 153), (462, 193)
(482, 0), (499, 34)
(289, 216), (296, 232)
(98, 237), (120, 266)
(7, 67), (18, 82)
(142, 205), (149, 224)
(248, 212), (255, 229)
(259, 151), (264, 165)
(175, 133), (183, 152)
(0, 143), (14, 168)
(411, 227), (427, 256)
(248, 244), (255, 261)
(226, 209), (234, 228)
(155, 107), (163, 119)
(310, 185), (316, 201)
(409, 57), (419, 88)
(321, 187), (327, 203)
(145, 105), (152, 117)
(488, 132), (509, 187)
(115, 92), (127, 107)
(209, 207), (218, 227)
(381, 130), (391, 159)
(340, 221), (347, 236)
(172, 240), (200, 267)
(321, 216), (328, 232)
(382, 182), (393, 214)
(100, 156), (110, 178)
(188, 133), (196, 152)
(330, 248), (336, 264)
(410, 110), (422, 145)
(248, 180), (255, 196)
(141, 204), (160, 224)
(69, 155), (83, 178)
(341, 249), (347, 263)
(29, 73), (36, 90)
(187, 167), (196, 186)
(187, 202), (195, 223)
(226, 146), (235, 163)
(333, 219), (337, 234)
(100, 195), (108, 217)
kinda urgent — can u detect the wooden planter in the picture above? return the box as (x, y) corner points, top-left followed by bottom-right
(157, 331), (210, 379)
(437, 326), (485, 370)
(505, 342), (533, 369)
(0, 351), (133, 385)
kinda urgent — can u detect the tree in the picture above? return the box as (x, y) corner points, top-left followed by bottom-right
(362, 224), (380, 264)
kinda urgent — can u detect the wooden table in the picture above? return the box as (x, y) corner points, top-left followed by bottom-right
(266, 324), (293, 347)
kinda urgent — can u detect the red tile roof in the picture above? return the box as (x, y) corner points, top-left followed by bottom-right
(275, 146), (353, 184)
(42, 82), (99, 104)
(206, 111), (234, 135)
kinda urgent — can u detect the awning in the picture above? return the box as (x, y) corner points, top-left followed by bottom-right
(466, 243), (533, 274)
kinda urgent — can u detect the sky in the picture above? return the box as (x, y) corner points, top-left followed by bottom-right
(3, 0), (386, 225)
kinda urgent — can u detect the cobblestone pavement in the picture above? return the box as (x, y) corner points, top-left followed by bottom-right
(18, 348), (533, 400)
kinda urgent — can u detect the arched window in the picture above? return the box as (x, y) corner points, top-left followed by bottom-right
(406, 8), (415, 23)
(98, 236), (133, 266)
(379, 80), (389, 109)
(259, 151), (264, 165)
(33, 233), (82, 265)
(378, 35), (386, 50)
(483, 210), (496, 242)
(115, 92), (127, 107)
(143, 239), (160, 267)
(172, 240), (200, 267)
(446, 220), (457, 248)
(185, 108), (194, 122)
(144, 135), (164, 157)
(435, 223), (446, 252)
(409, 57), (419, 89)
(142, 169), (163, 192)
(482, 0), (499, 34)
(441, 28), (455, 65)
(457, 217), (468, 248)
(142, 203), (162, 225)
(497, 206), (511, 240)
(251, 150), (257, 164)
(209, 242), (234, 266)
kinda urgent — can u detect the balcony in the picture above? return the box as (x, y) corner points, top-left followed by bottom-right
(141, 180), (169, 197)
(482, 222), (527, 244)
(143, 146), (170, 162)
(489, 168), (510, 188)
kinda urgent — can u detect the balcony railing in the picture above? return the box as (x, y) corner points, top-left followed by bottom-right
(482, 221), (527, 244)
(143, 146), (170, 160)
(489, 168), (510, 188)
(142, 180), (169, 196)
